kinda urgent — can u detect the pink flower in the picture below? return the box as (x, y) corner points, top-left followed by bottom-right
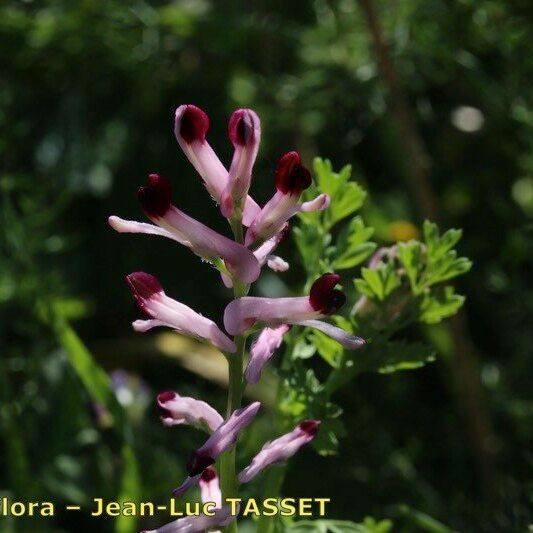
(174, 104), (260, 225)
(220, 109), (261, 219)
(224, 273), (365, 353)
(238, 420), (320, 483)
(157, 391), (223, 432)
(140, 505), (235, 533)
(126, 272), (236, 353)
(109, 174), (260, 283)
(245, 152), (330, 246)
(199, 466), (222, 508)
(173, 402), (261, 496)
(245, 325), (290, 384)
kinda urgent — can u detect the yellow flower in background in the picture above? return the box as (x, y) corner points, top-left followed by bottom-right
(388, 220), (420, 242)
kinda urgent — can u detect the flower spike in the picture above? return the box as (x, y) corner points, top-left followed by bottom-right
(174, 104), (260, 225)
(157, 391), (223, 432)
(127, 272), (236, 353)
(245, 152), (330, 246)
(220, 109), (261, 219)
(238, 420), (320, 483)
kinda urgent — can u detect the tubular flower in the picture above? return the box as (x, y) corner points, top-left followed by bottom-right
(199, 466), (222, 508)
(220, 109), (261, 219)
(140, 505), (235, 533)
(126, 272), (236, 353)
(238, 420), (320, 483)
(245, 152), (330, 246)
(157, 391), (223, 432)
(110, 173), (260, 283)
(245, 325), (291, 385)
(173, 402), (261, 496)
(174, 104), (260, 225)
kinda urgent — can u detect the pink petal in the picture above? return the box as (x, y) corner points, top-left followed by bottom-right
(300, 193), (330, 212)
(238, 420), (320, 483)
(293, 319), (366, 349)
(245, 325), (290, 384)
(266, 255), (289, 272)
(157, 391), (223, 432)
(127, 272), (236, 353)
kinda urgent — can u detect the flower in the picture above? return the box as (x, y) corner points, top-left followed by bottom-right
(238, 420), (320, 483)
(174, 104), (260, 225)
(109, 173), (260, 283)
(224, 274), (365, 367)
(173, 402), (261, 496)
(220, 109), (261, 219)
(126, 272), (236, 353)
(245, 152), (330, 246)
(245, 325), (290, 384)
(140, 505), (235, 533)
(157, 391), (223, 432)
(199, 466), (222, 508)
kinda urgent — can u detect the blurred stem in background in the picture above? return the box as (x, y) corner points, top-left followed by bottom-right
(357, 0), (496, 497)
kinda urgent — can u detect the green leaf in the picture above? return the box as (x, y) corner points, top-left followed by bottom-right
(424, 220), (462, 262)
(312, 418), (346, 456)
(311, 158), (367, 229)
(115, 445), (141, 533)
(355, 264), (401, 301)
(420, 286), (465, 324)
(356, 341), (436, 375)
(424, 254), (472, 286)
(294, 225), (325, 275)
(334, 217), (377, 270)
(397, 241), (424, 294)
(308, 329), (344, 368)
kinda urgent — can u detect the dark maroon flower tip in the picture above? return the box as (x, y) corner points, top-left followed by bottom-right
(137, 173), (172, 218)
(309, 273), (346, 314)
(186, 451), (216, 477)
(200, 466), (218, 482)
(275, 151), (312, 195)
(126, 272), (163, 300)
(299, 420), (321, 437)
(158, 391), (176, 404)
(178, 104), (209, 143)
(229, 109), (257, 146)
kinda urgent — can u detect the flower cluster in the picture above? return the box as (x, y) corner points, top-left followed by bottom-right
(110, 104), (365, 532)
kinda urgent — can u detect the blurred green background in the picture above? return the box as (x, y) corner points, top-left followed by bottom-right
(1, 0), (532, 531)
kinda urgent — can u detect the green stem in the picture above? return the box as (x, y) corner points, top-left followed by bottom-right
(220, 215), (247, 533)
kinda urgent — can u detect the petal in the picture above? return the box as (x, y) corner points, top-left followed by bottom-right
(127, 272), (236, 353)
(172, 474), (202, 498)
(245, 325), (290, 384)
(141, 506), (235, 533)
(224, 296), (317, 336)
(252, 225), (289, 265)
(186, 402), (261, 477)
(220, 109), (261, 218)
(238, 420), (320, 483)
(157, 391), (223, 432)
(293, 319), (366, 349)
(108, 216), (177, 242)
(199, 466), (222, 507)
